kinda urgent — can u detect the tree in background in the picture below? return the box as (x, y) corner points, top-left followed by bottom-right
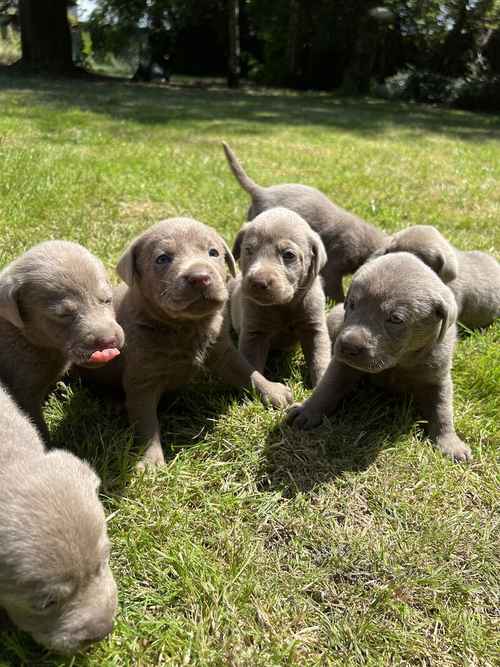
(1, 0), (77, 73)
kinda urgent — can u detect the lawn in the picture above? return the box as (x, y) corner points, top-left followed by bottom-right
(0, 75), (498, 666)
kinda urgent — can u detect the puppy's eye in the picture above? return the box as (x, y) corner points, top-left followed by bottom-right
(156, 254), (173, 265)
(100, 297), (112, 305)
(208, 248), (220, 258)
(346, 300), (355, 311)
(55, 309), (76, 319)
(245, 246), (254, 256)
(388, 312), (404, 324)
(282, 250), (296, 262)
(34, 595), (58, 612)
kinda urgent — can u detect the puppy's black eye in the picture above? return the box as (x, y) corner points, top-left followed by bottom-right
(282, 250), (296, 262)
(347, 300), (355, 310)
(100, 297), (112, 305)
(208, 248), (220, 258)
(156, 254), (172, 265)
(56, 309), (76, 319)
(245, 246), (254, 256)
(34, 596), (58, 612)
(388, 312), (404, 324)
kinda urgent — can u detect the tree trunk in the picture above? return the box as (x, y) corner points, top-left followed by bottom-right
(227, 0), (240, 88)
(18, 0), (74, 73)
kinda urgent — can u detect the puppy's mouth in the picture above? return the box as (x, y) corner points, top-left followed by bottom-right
(243, 285), (294, 306)
(164, 292), (226, 318)
(336, 353), (395, 374)
(71, 347), (121, 368)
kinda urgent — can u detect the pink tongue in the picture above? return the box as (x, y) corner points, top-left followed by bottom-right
(88, 348), (120, 364)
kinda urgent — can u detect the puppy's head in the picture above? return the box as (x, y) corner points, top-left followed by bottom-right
(117, 218), (236, 320)
(379, 225), (458, 283)
(232, 207), (327, 306)
(0, 450), (117, 655)
(0, 242), (125, 367)
(334, 252), (457, 373)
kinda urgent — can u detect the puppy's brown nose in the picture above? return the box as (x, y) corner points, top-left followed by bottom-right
(339, 338), (362, 358)
(95, 336), (120, 351)
(185, 271), (212, 288)
(84, 618), (114, 644)
(250, 276), (270, 290)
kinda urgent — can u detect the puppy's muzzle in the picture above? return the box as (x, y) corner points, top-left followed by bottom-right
(249, 274), (272, 291)
(183, 270), (212, 289)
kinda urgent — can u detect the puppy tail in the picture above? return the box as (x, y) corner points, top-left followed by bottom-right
(222, 142), (262, 197)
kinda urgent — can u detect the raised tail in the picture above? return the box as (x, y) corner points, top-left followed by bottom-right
(222, 142), (262, 197)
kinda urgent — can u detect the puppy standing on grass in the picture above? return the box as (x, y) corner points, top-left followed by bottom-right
(82, 218), (293, 469)
(0, 241), (125, 440)
(288, 252), (472, 462)
(230, 207), (331, 386)
(222, 142), (387, 302)
(0, 383), (117, 655)
(372, 224), (500, 329)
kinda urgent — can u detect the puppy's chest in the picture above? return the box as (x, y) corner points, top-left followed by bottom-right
(132, 321), (220, 381)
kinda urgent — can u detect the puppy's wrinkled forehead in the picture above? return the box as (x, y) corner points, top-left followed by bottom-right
(18, 242), (108, 299)
(353, 252), (442, 302)
(245, 209), (311, 247)
(141, 218), (224, 255)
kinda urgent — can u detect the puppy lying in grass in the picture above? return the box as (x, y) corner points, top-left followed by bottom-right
(222, 142), (387, 302)
(0, 383), (117, 654)
(288, 252), (471, 462)
(230, 207), (331, 386)
(83, 218), (293, 469)
(373, 224), (500, 329)
(0, 241), (124, 439)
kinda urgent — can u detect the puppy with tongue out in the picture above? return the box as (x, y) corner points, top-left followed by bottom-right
(84, 217), (293, 469)
(0, 241), (124, 440)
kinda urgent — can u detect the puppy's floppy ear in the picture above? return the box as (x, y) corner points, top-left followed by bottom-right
(116, 238), (140, 286)
(303, 229), (327, 292)
(221, 238), (237, 277)
(0, 272), (24, 329)
(232, 223), (251, 262)
(435, 287), (458, 343)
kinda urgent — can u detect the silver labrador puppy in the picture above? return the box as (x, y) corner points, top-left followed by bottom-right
(373, 224), (500, 329)
(230, 207), (331, 386)
(287, 252), (471, 462)
(83, 218), (293, 469)
(0, 241), (125, 439)
(0, 383), (117, 654)
(222, 142), (387, 302)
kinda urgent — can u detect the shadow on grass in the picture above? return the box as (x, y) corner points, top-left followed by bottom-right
(0, 74), (499, 143)
(47, 378), (242, 496)
(258, 384), (417, 497)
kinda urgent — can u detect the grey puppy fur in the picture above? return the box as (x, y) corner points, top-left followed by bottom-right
(230, 207), (331, 386)
(0, 383), (117, 655)
(372, 224), (500, 329)
(222, 142), (387, 302)
(0, 241), (125, 439)
(287, 252), (471, 462)
(83, 218), (293, 469)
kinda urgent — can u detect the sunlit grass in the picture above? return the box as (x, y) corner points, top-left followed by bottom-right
(0, 75), (498, 666)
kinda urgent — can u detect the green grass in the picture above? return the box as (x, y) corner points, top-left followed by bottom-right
(0, 75), (499, 666)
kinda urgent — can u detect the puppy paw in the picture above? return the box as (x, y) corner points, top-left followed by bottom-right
(262, 381), (293, 408)
(136, 444), (166, 472)
(286, 403), (323, 430)
(436, 434), (472, 462)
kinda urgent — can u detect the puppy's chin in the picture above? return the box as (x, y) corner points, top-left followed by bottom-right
(335, 352), (396, 374)
(32, 634), (85, 656)
(161, 294), (226, 320)
(243, 287), (295, 307)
